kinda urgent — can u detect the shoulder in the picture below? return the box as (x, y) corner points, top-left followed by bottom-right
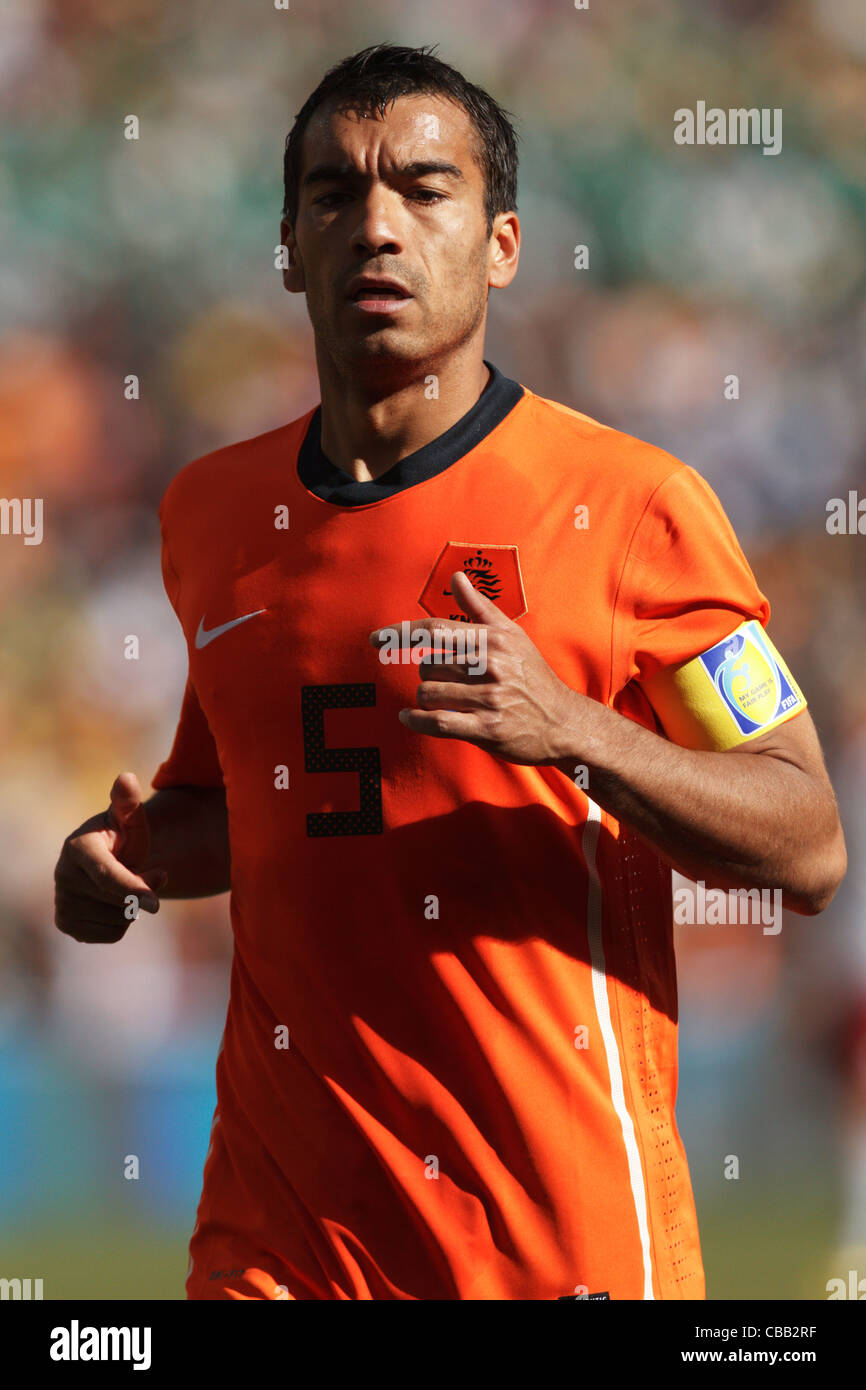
(514, 385), (692, 497)
(158, 410), (315, 527)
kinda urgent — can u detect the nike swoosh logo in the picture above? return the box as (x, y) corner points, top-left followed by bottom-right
(195, 609), (267, 649)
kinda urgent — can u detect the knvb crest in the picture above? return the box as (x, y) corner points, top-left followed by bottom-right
(420, 542), (527, 622)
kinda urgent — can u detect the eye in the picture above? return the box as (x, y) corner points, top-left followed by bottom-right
(313, 188), (446, 208)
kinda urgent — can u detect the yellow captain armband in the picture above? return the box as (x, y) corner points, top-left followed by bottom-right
(641, 619), (807, 752)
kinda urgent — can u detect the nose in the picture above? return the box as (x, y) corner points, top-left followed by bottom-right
(350, 183), (403, 258)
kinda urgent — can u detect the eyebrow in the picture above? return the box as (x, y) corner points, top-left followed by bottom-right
(301, 159), (465, 190)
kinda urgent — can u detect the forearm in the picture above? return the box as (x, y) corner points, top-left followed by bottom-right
(551, 696), (842, 913)
(142, 786), (231, 898)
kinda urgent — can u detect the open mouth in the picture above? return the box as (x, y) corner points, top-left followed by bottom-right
(351, 287), (411, 302)
(347, 284), (414, 316)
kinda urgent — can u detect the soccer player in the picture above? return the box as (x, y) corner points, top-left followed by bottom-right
(54, 43), (846, 1300)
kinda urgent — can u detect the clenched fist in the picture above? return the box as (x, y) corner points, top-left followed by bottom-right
(54, 771), (168, 944)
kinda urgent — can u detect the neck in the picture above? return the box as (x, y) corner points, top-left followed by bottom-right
(316, 340), (491, 483)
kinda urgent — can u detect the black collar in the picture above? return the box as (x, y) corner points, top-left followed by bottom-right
(297, 359), (524, 506)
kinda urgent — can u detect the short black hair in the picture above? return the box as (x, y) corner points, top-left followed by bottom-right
(282, 43), (519, 235)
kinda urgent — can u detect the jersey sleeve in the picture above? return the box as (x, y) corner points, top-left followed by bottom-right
(151, 495), (225, 790)
(613, 464), (807, 749)
(151, 673), (225, 790)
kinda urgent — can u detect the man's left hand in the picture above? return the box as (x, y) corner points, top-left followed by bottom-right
(369, 570), (581, 766)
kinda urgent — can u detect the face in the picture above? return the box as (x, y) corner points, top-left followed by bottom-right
(281, 93), (519, 378)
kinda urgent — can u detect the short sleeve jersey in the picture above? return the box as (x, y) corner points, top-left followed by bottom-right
(152, 361), (803, 1301)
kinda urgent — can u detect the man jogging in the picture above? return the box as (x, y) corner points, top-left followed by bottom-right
(54, 43), (845, 1300)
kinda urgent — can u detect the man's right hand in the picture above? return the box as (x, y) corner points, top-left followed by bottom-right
(54, 771), (169, 944)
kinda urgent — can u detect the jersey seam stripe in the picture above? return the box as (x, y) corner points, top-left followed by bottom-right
(581, 796), (656, 1300)
(608, 888), (667, 1299)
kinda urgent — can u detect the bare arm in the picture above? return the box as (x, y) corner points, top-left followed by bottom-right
(385, 570), (847, 918)
(141, 785), (230, 899)
(550, 703), (846, 915)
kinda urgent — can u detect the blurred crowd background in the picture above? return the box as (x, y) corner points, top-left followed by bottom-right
(1, 0), (864, 1299)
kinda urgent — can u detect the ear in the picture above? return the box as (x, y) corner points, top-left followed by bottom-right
(280, 217), (305, 294)
(488, 211), (520, 292)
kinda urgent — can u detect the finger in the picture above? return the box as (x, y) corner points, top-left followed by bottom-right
(69, 838), (162, 910)
(56, 917), (131, 945)
(56, 881), (161, 913)
(397, 707), (485, 741)
(54, 886), (134, 936)
(55, 890), (140, 926)
(107, 775), (152, 875)
(416, 681), (493, 710)
(108, 771), (144, 829)
(448, 570), (513, 627)
(417, 659), (482, 683)
(369, 618), (487, 649)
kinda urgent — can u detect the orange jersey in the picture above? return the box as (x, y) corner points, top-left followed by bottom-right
(152, 361), (784, 1300)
